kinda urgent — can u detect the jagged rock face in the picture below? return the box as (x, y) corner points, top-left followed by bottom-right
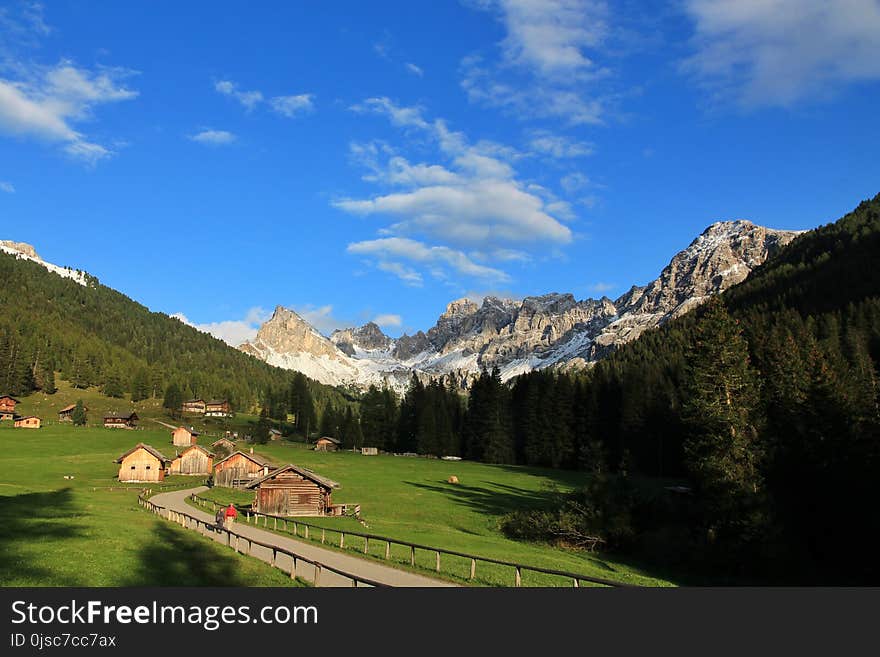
(239, 220), (802, 390)
(245, 306), (341, 360)
(0, 240), (38, 258)
(331, 322), (393, 355)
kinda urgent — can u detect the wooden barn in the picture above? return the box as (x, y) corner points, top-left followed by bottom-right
(171, 426), (199, 447)
(246, 464), (340, 517)
(115, 443), (170, 483)
(14, 416), (41, 429)
(314, 436), (341, 452)
(211, 437), (236, 452)
(0, 395), (19, 421)
(104, 412), (139, 429)
(169, 445), (214, 476)
(58, 404), (87, 422)
(182, 399), (206, 414)
(205, 400), (232, 417)
(212, 450), (274, 488)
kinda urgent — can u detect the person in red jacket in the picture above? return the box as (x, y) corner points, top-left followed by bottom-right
(224, 503), (237, 529)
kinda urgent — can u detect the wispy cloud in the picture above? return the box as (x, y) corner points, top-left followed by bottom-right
(293, 304), (350, 335)
(373, 313), (403, 327)
(189, 128), (236, 145)
(405, 62), (424, 77)
(215, 79), (263, 111)
(0, 59), (138, 163)
(172, 306), (270, 346)
(461, 0), (612, 124)
(589, 281), (615, 294)
(0, 181), (14, 193)
(528, 130), (594, 158)
(215, 78), (315, 117)
(682, 0), (880, 108)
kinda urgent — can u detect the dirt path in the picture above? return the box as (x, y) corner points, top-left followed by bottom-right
(150, 487), (457, 588)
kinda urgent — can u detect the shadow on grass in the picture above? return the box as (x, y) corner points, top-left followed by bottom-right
(404, 480), (560, 517)
(123, 521), (255, 586)
(0, 487), (85, 585)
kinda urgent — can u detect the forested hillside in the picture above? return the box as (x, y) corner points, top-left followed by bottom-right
(0, 253), (345, 415)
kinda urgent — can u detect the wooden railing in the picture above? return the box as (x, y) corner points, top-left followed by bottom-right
(191, 493), (633, 588)
(139, 492), (389, 588)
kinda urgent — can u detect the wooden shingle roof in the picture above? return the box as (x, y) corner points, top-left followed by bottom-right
(174, 444), (215, 459)
(212, 450), (274, 469)
(245, 463), (340, 490)
(115, 443), (170, 464)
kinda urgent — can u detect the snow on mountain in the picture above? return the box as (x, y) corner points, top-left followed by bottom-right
(1, 240), (90, 286)
(239, 220), (804, 390)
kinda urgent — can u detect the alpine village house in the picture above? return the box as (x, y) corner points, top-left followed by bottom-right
(181, 399), (232, 418)
(168, 445), (214, 476)
(246, 464), (342, 517)
(115, 444), (171, 483)
(0, 395), (20, 422)
(212, 450), (274, 488)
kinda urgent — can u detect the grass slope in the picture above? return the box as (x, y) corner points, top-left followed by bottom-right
(197, 441), (676, 586)
(0, 423), (305, 587)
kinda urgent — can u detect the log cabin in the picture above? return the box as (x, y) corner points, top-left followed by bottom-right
(171, 426), (199, 447)
(212, 450), (274, 488)
(58, 404), (88, 422)
(169, 444), (214, 476)
(115, 443), (171, 482)
(246, 464), (340, 517)
(211, 437), (236, 452)
(314, 436), (341, 452)
(0, 395), (20, 421)
(104, 412), (139, 429)
(181, 399), (206, 414)
(205, 400), (232, 417)
(14, 416), (41, 429)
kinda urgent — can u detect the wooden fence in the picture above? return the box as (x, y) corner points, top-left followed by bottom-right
(139, 492), (389, 588)
(191, 493), (632, 588)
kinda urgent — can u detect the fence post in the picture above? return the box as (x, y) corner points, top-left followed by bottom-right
(294, 522), (298, 537)
(436, 551), (441, 573)
(385, 541), (391, 560)
(283, 519), (287, 532)
(304, 525), (309, 540)
(470, 559), (476, 581)
(411, 546), (415, 567)
(290, 557), (296, 580)
(274, 517), (277, 530)
(573, 578), (579, 588)
(321, 528), (325, 544)
(340, 532), (344, 549)
(364, 537), (369, 554)
(272, 549), (277, 568)
(515, 567), (522, 587)
(314, 565), (322, 587)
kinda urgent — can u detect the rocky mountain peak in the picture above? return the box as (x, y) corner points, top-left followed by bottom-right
(0, 240), (38, 259)
(247, 305), (340, 360)
(330, 321), (392, 355)
(443, 298), (479, 318)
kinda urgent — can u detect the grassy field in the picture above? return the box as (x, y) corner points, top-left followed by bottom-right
(0, 422), (305, 587)
(194, 441), (677, 586)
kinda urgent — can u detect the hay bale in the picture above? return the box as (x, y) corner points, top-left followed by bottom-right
(447, 475), (459, 484)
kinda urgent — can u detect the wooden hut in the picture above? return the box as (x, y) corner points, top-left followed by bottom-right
(181, 399), (206, 414)
(58, 404), (88, 422)
(14, 416), (41, 429)
(171, 426), (199, 447)
(104, 412), (139, 429)
(211, 437), (236, 452)
(212, 450), (274, 488)
(268, 428), (282, 441)
(0, 395), (20, 421)
(115, 443), (170, 482)
(246, 464), (340, 517)
(314, 436), (341, 452)
(205, 400), (232, 417)
(169, 445), (214, 476)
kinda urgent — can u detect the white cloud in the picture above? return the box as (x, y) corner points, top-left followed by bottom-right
(683, 0), (880, 107)
(269, 94), (314, 117)
(373, 313), (403, 327)
(377, 260), (424, 286)
(215, 79), (263, 111)
(0, 60), (137, 163)
(461, 1), (611, 124)
(405, 62), (424, 77)
(293, 304), (350, 335)
(172, 307), (270, 346)
(589, 281), (614, 294)
(339, 97), (572, 251)
(348, 237), (511, 283)
(560, 171), (591, 192)
(0, 181), (14, 193)
(528, 130), (594, 158)
(189, 129), (236, 145)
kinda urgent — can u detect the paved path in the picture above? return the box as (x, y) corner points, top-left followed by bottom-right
(150, 487), (457, 588)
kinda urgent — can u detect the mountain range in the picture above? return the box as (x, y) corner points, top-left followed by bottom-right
(239, 219), (802, 391)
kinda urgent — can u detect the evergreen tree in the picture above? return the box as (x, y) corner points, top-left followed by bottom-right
(163, 382), (183, 419)
(71, 399), (87, 426)
(254, 407), (271, 444)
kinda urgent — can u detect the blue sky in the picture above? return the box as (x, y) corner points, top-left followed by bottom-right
(2, 0), (879, 344)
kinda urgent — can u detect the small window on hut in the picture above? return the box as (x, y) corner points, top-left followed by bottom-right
(131, 466), (136, 470)
(146, 465), (151, 470)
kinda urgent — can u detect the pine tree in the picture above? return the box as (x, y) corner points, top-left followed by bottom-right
(254, 407), (271, 444)
(71, 399), (87, 426)
(163, 382), (183, 419)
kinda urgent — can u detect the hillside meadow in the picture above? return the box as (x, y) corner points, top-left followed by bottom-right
(0, 422), (304, 587)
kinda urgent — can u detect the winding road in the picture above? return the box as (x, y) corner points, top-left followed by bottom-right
(150, 486), (457, 588)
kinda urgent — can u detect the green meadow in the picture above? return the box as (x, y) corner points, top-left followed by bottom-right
(0, 411), (676, 587)
(0, 422), (304, 587)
